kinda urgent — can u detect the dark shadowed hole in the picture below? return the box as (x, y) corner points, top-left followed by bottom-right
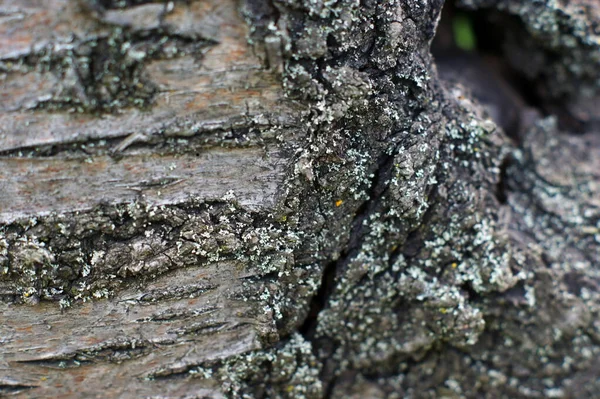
(431, 1), (547, 142)
(432, 1), (589, 135)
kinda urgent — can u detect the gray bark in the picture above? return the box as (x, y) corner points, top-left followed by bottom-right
(1, 0), (600, 398)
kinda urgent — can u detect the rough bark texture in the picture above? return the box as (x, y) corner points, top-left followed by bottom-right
(1, 0), (600, 398)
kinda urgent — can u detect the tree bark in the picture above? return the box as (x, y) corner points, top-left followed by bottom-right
(1, 0), (600, 398)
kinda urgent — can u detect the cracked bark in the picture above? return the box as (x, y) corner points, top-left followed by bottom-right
(2, 0), (600, 398)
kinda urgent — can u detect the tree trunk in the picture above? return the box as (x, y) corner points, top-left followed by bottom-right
(1, 0), (600, 398)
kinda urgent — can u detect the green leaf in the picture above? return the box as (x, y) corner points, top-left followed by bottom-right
(453, 14), (477, 51)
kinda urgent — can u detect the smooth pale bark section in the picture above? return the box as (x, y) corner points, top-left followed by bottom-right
(0, 0), (293, 221)
(0, 147), (285, 223)
(0, 260), (270, 397)
(0, 0), (292, 153)
(0, 0), (98, 59)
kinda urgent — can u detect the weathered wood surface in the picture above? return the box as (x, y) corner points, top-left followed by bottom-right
(0, 0), (293, 152)
(0, 261), (265, 398)
(0, 0), (301, 396)
(0, 148), (285, 223)
(1, 0), (600, 398)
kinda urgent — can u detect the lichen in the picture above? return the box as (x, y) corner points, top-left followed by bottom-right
(190, 333), (322, 399)
(3, 0), (600, 396)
